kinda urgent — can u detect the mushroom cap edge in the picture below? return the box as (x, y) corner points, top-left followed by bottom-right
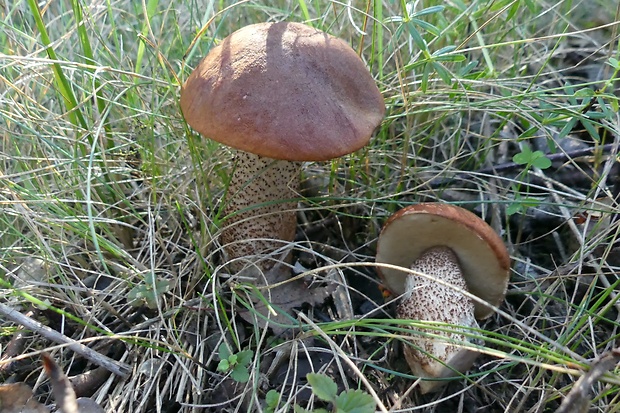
(376, 203), (511, 319)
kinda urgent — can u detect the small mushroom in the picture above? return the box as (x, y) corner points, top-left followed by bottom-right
(180, 22), (384, 274)
(376, 203), (510, 393)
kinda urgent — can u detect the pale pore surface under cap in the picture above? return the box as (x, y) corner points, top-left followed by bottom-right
(397, 246), (480, 392)
(377, 204), (510, 319)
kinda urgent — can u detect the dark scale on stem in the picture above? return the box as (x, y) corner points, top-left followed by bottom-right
(221, 151), (301, 272)
(397, 246), (480, 378)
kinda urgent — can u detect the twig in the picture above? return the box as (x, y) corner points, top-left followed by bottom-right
(0, 302), (130, 377)
(555, 348), (620, 413)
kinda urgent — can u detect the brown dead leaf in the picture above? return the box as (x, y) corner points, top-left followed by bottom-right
(42, 353), (79, 413)
(234, 263), (334, 335)
(0, 383), (49, 413)
(41, 353), (105, 413)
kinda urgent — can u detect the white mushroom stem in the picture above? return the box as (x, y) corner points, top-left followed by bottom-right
(397, 246), (481, 394)
(221, 151), (301, 273)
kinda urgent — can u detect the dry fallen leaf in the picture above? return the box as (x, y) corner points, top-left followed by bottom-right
(234, 263), (334, 335)
(42, 353), (105, 413)
(42, 353), (79, 413)
(0, 382), (49, 413)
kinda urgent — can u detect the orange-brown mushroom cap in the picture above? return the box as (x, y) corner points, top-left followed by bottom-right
(376, 203), (511, 319)
(180, 22), (385, 161)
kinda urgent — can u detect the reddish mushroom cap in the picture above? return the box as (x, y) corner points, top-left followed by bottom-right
(180, 22), (385, 161)
(376, 203), (511, 319)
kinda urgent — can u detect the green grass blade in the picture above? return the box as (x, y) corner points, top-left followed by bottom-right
(25, 0), (89, 134)
(70, 0), (110, 142)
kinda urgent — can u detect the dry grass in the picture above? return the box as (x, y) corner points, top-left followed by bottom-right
(1, 0), (620, 412)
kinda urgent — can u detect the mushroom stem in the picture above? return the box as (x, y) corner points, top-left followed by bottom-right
(221, 151), (301, 273)
(397, 246), (481, 394)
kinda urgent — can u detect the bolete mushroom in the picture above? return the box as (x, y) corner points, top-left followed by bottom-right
(376, 203), (510, 393)
(180, 22), (384, 274)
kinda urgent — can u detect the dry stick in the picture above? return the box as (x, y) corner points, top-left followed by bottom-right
(0, 302), (130, 377)
(427, 142), (617, 188)
(555, 348), (620, 413)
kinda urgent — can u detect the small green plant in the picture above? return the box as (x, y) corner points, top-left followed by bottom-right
(395, 4), (467, 91)
(216, 342), (254, 383)
(506, 146), (552, 215)
(506, 191), (544, 216)
(264, 389), (281, 413)
(294, 373), (375, 413)
(127, 272), (172, 309)
(512, 145), (552, 171)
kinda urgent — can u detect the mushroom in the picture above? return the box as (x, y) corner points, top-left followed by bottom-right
(180, 22), (384, 274)
(376, 203), (510, 393)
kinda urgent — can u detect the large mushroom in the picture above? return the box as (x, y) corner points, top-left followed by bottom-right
(180, 22), (384, 275)
(376, 203), (511, 393)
